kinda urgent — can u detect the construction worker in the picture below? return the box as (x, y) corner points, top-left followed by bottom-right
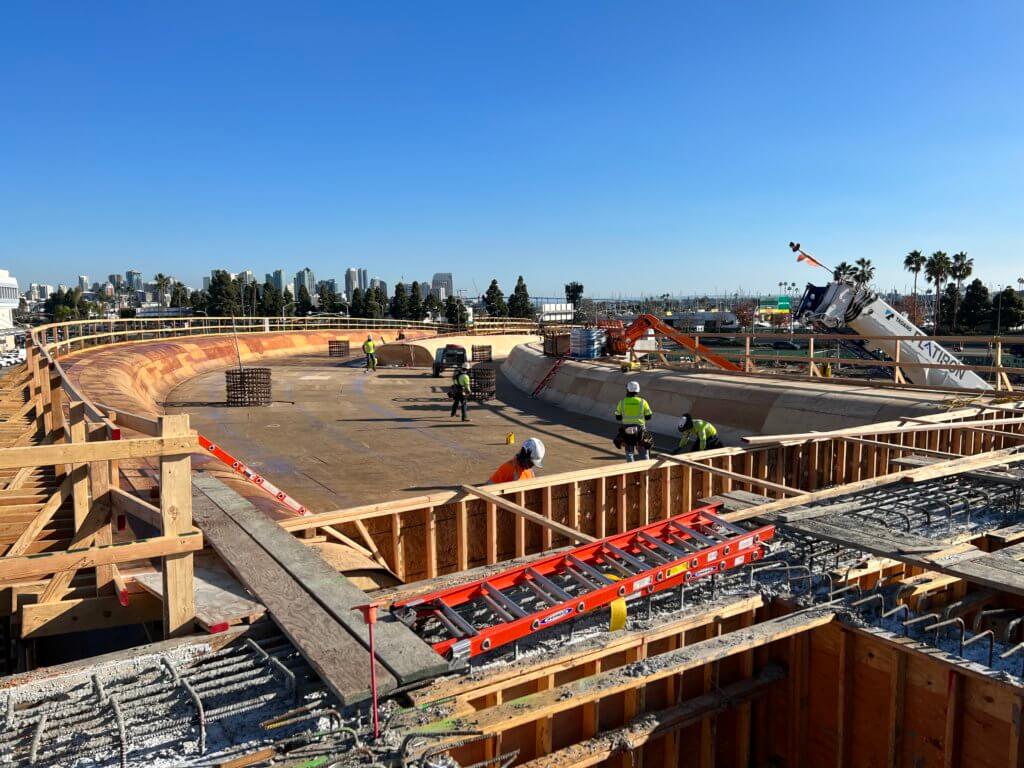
(450, 362), (472, 422)
(676, 413), (722, 453)
(362, 335), (377, 372)
(488, 437), (545, 484)
(613, 381), (653, 461)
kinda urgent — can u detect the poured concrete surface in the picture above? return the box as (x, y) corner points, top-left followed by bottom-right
(165, 355), (642, 511)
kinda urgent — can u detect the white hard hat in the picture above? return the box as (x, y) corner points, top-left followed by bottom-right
(462, 362), (471, 370)
(626, 381), (640, 394)
(521, 437), (545, 467)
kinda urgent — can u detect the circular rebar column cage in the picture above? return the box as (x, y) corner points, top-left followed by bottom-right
(471, 344), (493, 363)
(225, 368), (272, 407)
(328, 340), (351, 357)
(469, 365), (497, 401)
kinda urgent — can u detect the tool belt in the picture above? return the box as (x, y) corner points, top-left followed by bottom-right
(448, 384), (467, 400)
(613, 424), (653, 450)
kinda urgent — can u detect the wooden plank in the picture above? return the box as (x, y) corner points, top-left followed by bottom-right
(944, 672), (961, 768)
(3, 473), (74, 557)
(193, 474), (448, 685)
(410, 608), (836, 753)
(0, 532), (203, 583)
(461, 484), (596, 544)
(110, 486), (162, 530)
(20, 592), (163, 638)
(159, 415), (194, 637)
(0, 435), (198, 470)
(135, 566), (266, 632)
(887, 648), (906, 768)
(516, 665), (786, 768)
(664, 455), (801, 497)
(456, 500), (469, 571)
(191, 478), (396, 704)
(88, 451), (114, 595)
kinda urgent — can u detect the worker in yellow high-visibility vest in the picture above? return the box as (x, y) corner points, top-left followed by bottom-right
(450, 362), (472, 422)
(676, 414), (723, 453)
(613, 381), (653, 461)
(362, 335), (377, 372)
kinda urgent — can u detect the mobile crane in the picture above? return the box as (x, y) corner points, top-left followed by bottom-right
(790, 243), (990, 390)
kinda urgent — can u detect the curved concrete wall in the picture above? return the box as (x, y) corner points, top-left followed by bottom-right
(62, 330), (410, 417)
(503, 345), (948, 440)
(376, 334), (542, 367)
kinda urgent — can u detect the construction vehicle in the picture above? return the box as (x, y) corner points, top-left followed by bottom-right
(432, 344), (467, 377)
(796, 281), (991, 390)
(613, 314), (743, 372)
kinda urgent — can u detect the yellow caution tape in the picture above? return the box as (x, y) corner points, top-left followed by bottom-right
(609, 598), (627, 631)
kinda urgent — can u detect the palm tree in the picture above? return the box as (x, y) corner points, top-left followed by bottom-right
(154, 273), (171, 308)
(833, 262), (856, 283)
(924, 251), (951, 332)
(853, 258), (875, 287)
(949, 251), (973, 331)
(903, 250), (926, 324)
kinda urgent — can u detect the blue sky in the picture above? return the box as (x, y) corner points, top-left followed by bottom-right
(2, 2), (1022, 297)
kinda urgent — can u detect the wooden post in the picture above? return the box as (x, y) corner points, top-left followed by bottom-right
(943, 672), (961, 768)
(88, 425), (114, 595)
(887, 649), (906, 767)
(744, 335), (752, 372)
(456, 500), (469, 571)
(159, 414), (195, 638)
(69, 402), (89, 529)
(425, 506), (438, 579)
(391, 512), (406, 579)
(893, 342), (906, 384)
(486, 501), (498, 564)
(541, 486), (553, 550)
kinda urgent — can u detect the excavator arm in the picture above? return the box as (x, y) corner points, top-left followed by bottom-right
(622, 314), (742, 372)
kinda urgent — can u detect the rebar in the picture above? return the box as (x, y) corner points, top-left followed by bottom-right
(903, 613), (940, 638)
(963, 630), (996, 667)
(923, 618), (966, 657)
(28, 713), (46, 766)
(111, 696), (128, 768)
(1000, 642), (1024, 678)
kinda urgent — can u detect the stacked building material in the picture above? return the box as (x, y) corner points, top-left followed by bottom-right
(570, 327), (606, 359)
(327, 340), (350, 357)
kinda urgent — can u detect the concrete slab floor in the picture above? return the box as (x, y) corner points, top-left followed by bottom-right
(165, 356), (675, 511)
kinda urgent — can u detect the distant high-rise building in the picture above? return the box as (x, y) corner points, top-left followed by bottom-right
(238, 270), (255, 285)
(358, 268), (368, 292)
(272, 269), (286, 294)
(432, 273), (453, 302)
(202, 276), (211, 291)
(345, 268), (359, 300)
(126, 270), (143, 291)
(77, 275), (89, 291)
(294, 268), (315, 299)
(323, 279), (338, 294)
(107, 274), (123, 289)
(369, 277), (388, 298)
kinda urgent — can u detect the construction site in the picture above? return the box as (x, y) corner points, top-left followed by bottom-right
(2, 276), (1024, 768)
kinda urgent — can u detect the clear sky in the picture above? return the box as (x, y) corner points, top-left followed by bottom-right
(2, 2), (1022, 298)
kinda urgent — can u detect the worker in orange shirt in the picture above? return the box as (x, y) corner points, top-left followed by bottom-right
(488, 438), (546, 484)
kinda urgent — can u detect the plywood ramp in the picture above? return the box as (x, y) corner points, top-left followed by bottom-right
(191, 474), (446, 704)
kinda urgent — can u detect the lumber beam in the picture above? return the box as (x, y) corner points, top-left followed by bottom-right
(19, 592), (163, 638)
(3, 472), (75, 557)
(461, 484), (596, 544)
(660, 454), (801, 496)
(0, 532), (203, 583)
(0, 435), (198, 470)
(409, 607), (836, 756)
(517, 664), (786, 768)
(159, 414), (196, 638)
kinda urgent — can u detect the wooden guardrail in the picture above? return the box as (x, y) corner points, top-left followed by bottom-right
(6, 340), (201, 641)
(276, 402), (1024, 584)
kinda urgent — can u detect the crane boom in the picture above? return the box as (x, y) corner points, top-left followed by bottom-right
(797, 282), (991, 390)
(621, 314), (743, 372)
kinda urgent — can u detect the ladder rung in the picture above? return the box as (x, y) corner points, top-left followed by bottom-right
(565, 565), (601, 592)
(635, 532), (672, 564)
(524, 578), (561, 607)
(439, 603), (478, 637)
(483, 582), (528, 618)
(481, 594), (515, 623)
(433, 608), (466, 639)
(527, 568), (574, 603)
(665, 531), (700, 552)
(671, 521), (717, 547)
(603, 554), (639, 578)
(605, 543), (649, 572)
(701, 510), (749, 536)
(568, 554), (613, 585)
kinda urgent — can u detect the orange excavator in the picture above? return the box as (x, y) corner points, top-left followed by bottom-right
(613, 313), (742, 372)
